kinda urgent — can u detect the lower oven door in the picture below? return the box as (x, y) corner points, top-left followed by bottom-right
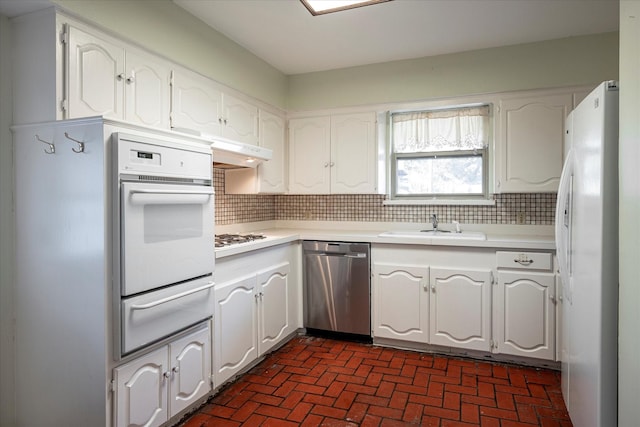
(121, 276), (214, 355)
(121, 181), (214, 296)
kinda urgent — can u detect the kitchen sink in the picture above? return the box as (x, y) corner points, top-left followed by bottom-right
(378, 230), (486, 240)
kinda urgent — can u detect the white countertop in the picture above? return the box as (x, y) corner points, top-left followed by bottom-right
(215, 223), (555, 259)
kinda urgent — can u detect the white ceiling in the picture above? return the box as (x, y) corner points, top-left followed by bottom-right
(0, 0), (619, 76)
(173, 0), (619, 75)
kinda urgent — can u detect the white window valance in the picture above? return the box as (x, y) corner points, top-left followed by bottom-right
(392, 105), (490, 153)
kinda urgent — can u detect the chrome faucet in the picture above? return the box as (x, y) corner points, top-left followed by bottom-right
(430, 214), (438, 231)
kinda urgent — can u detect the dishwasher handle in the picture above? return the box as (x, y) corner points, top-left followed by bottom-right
(345, 253), (367, 258)
(314, 251), (367, 258)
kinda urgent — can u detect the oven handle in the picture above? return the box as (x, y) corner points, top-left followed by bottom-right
(130, 189), (214, 196)
(130, 281), (215, 310)
(128, 188), (214, 205)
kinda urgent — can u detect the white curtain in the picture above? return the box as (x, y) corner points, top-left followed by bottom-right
(392, 106), (489, 153)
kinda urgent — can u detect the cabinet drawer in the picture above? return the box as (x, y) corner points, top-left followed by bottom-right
(496, 251), (552, 271)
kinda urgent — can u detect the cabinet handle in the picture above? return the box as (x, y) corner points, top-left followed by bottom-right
(324, 162), (329, 167)
(116, 73), (125, 81)
(126, 75), (135, 84)
(514, 259), (534, 266)
(550, 295), (557, 304)
(163, 371), (171, 379)
(172, 366), (180, 374)
(330, 162), (335, 167)
(223, 118), (228, 125)
(431, 284), (436, 293)
(218, 117), (223, 124)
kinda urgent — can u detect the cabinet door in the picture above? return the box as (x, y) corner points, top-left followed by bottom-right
(169, 325), (211, 416)
(496, 93), (573, 192)
(223, 94), (259, 145)
(372, 263), (430, 343)
(288, 117), (331, 194)
(66, 25), (125, 120)
(495, 271), (555, 360)
(113, 347), (168, 427)
(330, 112), (377, 193)
(257, 110), (286, 193)
(125, 50), (171, 129)
(214, 275), (258, 385)
(429, 268), (492, 351)
(257, 263), (292, 354)
(170, 70), (223, 135)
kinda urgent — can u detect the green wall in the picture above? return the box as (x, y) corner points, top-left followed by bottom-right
(287, 32), (619, 111)
(50, 1), (618, 113)
(53, 0), (288, 109)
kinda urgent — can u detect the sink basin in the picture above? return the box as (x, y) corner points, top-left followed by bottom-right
(379, 230), (486, 240)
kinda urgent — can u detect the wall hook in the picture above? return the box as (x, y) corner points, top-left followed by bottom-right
(64, 132), (85, 153)
(35, 134), (55, 154)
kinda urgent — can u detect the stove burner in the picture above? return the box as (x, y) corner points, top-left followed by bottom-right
(215, 233), (267, 248)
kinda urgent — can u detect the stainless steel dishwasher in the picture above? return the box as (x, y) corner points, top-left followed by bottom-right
(303, 241), (371, 339)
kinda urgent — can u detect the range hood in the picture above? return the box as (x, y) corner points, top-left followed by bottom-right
(209, 135), (272, 168)
(172, 127), (272, 168)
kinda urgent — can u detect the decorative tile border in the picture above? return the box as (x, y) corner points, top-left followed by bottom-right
(214, 169), (556, 226)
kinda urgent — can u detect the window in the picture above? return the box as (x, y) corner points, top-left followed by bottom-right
(390, 105), (491, 200)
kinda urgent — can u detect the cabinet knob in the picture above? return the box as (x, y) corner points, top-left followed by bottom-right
(126, 76), (135, 84)
(116, 73), (125, 81)
(163, 371), (171, 379)
(172, 366), (180, 374)
(330, 162), (335, 167)
(218, 117), (223, 124)
(324, 162), (329, 167)
(223, 118), (228, 125)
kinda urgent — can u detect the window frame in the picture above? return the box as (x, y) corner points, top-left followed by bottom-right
(388, 104), (492, 201)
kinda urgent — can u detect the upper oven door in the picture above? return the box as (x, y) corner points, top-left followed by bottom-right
(121, 181), (214, 296)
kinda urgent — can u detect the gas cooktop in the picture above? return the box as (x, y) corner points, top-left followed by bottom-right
(215, 233), (267, 248)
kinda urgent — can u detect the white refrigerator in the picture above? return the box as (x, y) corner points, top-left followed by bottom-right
(556, 80), (618, 427)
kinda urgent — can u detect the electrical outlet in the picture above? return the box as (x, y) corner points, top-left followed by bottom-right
(516, 212), (526, 225)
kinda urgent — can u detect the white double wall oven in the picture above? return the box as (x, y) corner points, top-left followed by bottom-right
(114, 132), (215, 358)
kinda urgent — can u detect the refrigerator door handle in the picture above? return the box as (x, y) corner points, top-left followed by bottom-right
(555, 148), (574, 303)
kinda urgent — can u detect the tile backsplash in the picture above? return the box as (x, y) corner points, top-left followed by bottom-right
(213, 169), (556, 226)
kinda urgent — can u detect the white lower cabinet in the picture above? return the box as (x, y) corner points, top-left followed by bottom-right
(429, 268), (492, 352)
(372, 263), (430, 342)
(494, 271), (556, 360)
(214, 261), (294, 386)
(372, 245), (557, 362)
(214, 275), (259, 386)
(113, 324), (211, 427)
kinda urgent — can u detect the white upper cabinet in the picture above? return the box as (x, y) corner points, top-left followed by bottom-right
(288, 112), (376, 194)
(66, 25), (171, 128)
(170, 69), (258, 144)
(289, 116), (332, 194)
(224, 109), (287, 194)
(257, 110), (286, 193)
(495, 93), (573, 192)
(124, 50), (171, 129)
(331, 113), (377, 194)
(66, 25), (125, 120)
(170, 69), (224, 136)
(222, 93), (259, 145)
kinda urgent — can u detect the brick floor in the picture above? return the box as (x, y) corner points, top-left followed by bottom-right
(178, 336), (573, 427)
